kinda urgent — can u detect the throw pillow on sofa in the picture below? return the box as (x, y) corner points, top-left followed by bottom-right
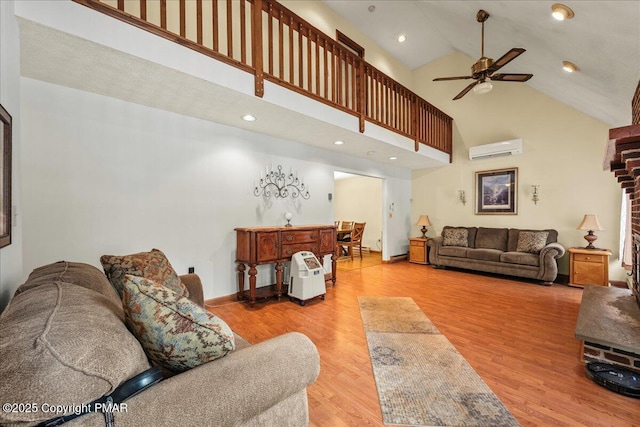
(122, 275), (235, 373)
(443, 228), (469, 247)
(100, 248), (188, 299)
(516, 231), (549, 254)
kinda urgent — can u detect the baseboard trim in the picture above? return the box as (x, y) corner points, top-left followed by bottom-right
(610, 280), (628, 289)
(205, 293), (240, 308)
(383, 254), (407, 264)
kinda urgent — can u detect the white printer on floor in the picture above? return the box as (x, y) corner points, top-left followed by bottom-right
(288, 251), (326, 306)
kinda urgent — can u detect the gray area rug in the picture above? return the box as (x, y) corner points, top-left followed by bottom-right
(359, 296), (520, 427)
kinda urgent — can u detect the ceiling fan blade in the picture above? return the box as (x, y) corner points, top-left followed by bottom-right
(487, 48), (526, 73)
(491, 73), (533, 82)
(433, 76), (473, 81)
(453, 81), (480, 100)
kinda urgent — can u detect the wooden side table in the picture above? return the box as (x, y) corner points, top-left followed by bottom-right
(568, 247), (612, 287)
(409, 238), (428, 265)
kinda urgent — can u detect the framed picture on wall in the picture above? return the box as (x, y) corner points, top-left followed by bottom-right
(0, 104), (12, 248)
(475, 167), (517, 215)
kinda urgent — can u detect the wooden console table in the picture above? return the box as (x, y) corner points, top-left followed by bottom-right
(235, 225), (337, 306)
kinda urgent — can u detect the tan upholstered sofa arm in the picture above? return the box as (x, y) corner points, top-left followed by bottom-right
(106, 332), (319, 427)
(180, 273), (205, 306)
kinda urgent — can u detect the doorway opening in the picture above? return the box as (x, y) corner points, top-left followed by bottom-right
(333, 171), (383, 270)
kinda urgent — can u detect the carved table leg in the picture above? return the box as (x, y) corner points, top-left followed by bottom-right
(331, 252), (337, 286)
(236, 263), (246, 301)
(248, 264), (257, 308)
(275, 262), (283, 300)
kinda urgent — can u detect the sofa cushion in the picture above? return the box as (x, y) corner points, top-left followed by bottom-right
(101, 248), (188, 299)
(500, 251), (540, 267)
(15, 261), (123, 320)
(467, 248), (503, 262)
(439, 246), (469, 258)
(516, 231), (549, 254)
(442, 227), (469, 247)
(475, 227), (508, 251)
(508, 229), (558, 252)
(122, 275), (235, 373)
(0, 282), (150, 425)
(443, 226), (477, 248)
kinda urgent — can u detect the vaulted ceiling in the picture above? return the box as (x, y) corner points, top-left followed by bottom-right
(324, 1), (640, 127)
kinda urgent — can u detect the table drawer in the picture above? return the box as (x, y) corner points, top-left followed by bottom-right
(281, 230), (318, 244)
(410, 240), (426, 248)
(574, 253), (604, 263)
(282, 243), (317, 257)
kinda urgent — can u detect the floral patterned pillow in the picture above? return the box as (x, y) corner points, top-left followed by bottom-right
(122, 275), (235, 373)
(100, 249), (188, 299)
(516, 231), (549, 254)
(442, 228), (469, 247)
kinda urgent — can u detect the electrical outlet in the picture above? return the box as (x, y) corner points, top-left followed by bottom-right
(188, 267), (195, 274)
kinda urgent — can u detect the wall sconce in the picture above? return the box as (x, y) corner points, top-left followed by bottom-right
(531, 185), (540, 204)
(458, 190), (467, 205)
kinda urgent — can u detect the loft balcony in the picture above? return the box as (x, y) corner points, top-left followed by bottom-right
(18, 0), (453, 168)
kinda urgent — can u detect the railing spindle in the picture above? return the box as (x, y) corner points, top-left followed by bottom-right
(307, 29), (312, 92)
(226, 0), (233, 58)
(212, 0), (218, 51)
(278, 11), (284, 78)
(117, 0), (124, 11)
(268, 4), (273, 75)
(196, 0), (203, 45)
(288, 17), (294, 85)
(140, 0), (146, 21)
(240, 0), (246, 64)
(179, 0), (185, 38)
(160, 0), (167, 29)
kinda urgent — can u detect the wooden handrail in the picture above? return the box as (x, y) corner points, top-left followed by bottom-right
(72, 0), (452, 158)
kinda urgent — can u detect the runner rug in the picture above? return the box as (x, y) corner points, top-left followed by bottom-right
(359, 296), (520, 426)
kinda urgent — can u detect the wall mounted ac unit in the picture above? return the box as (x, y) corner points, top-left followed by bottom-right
(468, 139), (523, 160)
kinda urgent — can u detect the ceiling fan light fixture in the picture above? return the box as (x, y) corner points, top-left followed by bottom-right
(551, 4), (574, 20)
(473, 80), (493, 95)
(562, 61), (579, 73)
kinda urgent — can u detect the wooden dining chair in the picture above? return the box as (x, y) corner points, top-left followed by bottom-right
(336, 221), (355, 257)
(344, 222), (366, 260)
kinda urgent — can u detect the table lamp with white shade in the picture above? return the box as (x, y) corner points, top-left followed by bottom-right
(577, 214), (603, 249)
(416, 215), (432, 239)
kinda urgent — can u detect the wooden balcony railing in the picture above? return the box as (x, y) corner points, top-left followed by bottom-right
(72, 0), (453, 157)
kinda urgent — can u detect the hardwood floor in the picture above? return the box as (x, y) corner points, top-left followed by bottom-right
(208, 259), (640, 427)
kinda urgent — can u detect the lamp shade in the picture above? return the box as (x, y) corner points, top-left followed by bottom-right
(577, 214), (603, 231)
(416, 215), (432, 227)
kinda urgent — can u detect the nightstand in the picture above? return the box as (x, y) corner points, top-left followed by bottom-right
(568, 247), (612, 287)
(409, 238), (428, 265)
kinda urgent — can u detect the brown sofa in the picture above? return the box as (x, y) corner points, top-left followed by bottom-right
(0, 261), (319, 426)
(428, 226), (565, 284)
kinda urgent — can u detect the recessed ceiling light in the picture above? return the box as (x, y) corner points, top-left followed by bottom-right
(389, 156), (398, 160)
(551, 4), (574, 20)
(333, 140), (345, 145)
(241, 114), (256, 121)
(562, 61), (579, 73)
(368, 5), (375, 12)
(397, 34), (407, 43)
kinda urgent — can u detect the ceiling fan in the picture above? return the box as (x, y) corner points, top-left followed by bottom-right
(433, 9), (533, 100)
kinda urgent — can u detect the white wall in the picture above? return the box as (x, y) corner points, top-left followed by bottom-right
(0, 0), (24, 311)
(334, 176), (383, 252)
(20, 78), (412, 300)
(411, 52), (624, 280)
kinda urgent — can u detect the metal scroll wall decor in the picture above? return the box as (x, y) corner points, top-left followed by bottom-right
(254, 165), (310, 199)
